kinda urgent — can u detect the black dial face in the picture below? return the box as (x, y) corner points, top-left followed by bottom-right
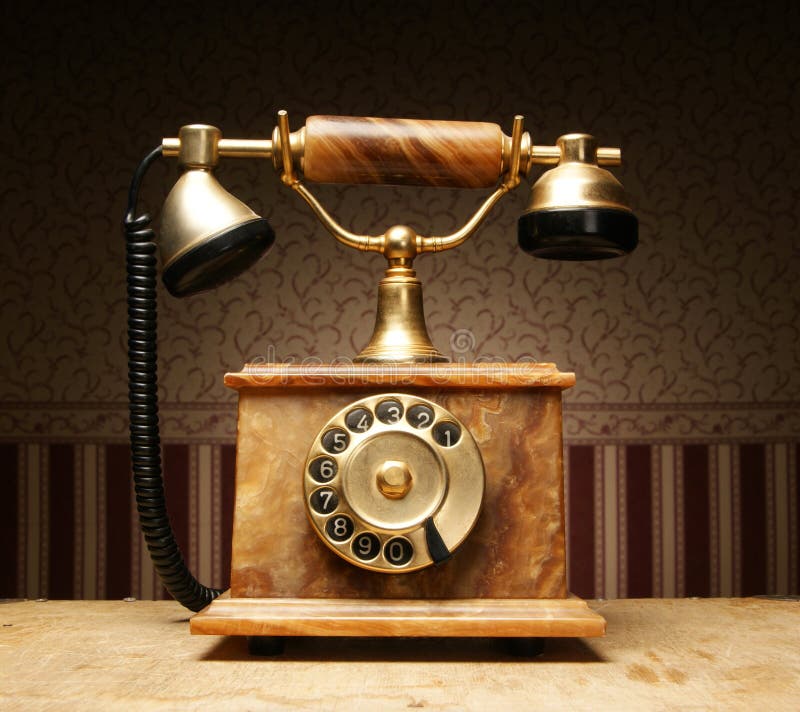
(345, 407), (374, 433)
(433, 421), (461, 447)
(304, 393), (485, 574)
(325, 514), (354, 542)
(375, 399), (404, 424)
(351, 532), (381, 561)
(407, 404), (435, 429)
(322, 427), (349, 454)
(383, 537), (414, 566)
(309, 487), (339, 515)
(308, 456), (338, 483)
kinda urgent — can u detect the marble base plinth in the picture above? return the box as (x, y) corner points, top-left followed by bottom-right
(190, 595), (606, 639)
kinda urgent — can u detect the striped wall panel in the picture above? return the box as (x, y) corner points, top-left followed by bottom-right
(566, 443), (799, 598)
(1, 442), (798, 600)
(0, 443), (236, 600)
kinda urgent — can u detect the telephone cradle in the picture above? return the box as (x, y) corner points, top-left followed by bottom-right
(189, 362), (606, 647)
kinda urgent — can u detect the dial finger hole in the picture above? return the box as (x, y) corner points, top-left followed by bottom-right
(383, 536), (414, 566)
(351, 532), (381, 562)
(433, 421), (461, 447)
(310, 487), (339, 515)
(406, 404), (434, 429)
(322, 427), (349, 454)
(375, 399), (404, 424)
(309, 456), (338, 483)
(325, 514), (354, 542)
(345, 407), (374, 433)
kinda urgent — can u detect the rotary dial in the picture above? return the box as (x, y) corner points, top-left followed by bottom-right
(303, 393), (485, 573)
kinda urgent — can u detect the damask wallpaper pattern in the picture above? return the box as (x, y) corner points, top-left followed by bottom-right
(1, 1), (798, 599)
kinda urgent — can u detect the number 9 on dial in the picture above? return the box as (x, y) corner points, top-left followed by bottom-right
(352, 532), (380, 561)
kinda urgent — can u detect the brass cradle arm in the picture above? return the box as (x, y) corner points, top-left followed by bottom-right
(279, 113), (527, 264)
(160, 110), (626, 362)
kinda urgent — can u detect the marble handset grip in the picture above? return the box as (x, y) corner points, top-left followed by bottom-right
(302, 115), (504, 188)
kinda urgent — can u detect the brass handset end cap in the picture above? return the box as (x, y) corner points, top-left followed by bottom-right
(517, 208), (638, 261)
(162, 217), (275, 297)
(160, 167), (275, 297)
(519, 132), (637, 260)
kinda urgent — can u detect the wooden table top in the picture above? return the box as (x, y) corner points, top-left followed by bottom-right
(1, 598), (798, 710)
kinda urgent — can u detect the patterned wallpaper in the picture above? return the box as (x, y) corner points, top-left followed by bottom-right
(1, 1), (798, 599)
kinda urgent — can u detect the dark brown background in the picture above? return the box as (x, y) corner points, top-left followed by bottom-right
(1, 1), (798, 601)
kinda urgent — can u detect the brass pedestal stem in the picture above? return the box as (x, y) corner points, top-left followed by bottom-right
(355, 266), (447, 363)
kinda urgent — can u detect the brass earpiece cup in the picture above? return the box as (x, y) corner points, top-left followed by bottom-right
(162, 217), (275, 297)
(518, 208), (638, 261)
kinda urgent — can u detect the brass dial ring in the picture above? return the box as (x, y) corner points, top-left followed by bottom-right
(303, 393), (485, 573)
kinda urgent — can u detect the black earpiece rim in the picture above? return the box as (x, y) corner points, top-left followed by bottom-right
(162, 217), (275, 297)
(518, 208), (638, 261)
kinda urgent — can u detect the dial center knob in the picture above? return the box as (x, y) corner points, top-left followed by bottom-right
(376, 460), (413, 499)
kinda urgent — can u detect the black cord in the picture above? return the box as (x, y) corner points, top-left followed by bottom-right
(124, 146), (222, 612)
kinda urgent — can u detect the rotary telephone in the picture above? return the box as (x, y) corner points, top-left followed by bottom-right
(123, 111), (637, 655)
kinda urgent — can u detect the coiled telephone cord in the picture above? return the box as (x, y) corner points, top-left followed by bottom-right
(123, 146), (222, 612)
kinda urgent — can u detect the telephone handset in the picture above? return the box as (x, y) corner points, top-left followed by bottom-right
(124, 110), (637, 652)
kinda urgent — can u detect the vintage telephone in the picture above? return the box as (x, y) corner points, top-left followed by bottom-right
(123, 111), (637, 655)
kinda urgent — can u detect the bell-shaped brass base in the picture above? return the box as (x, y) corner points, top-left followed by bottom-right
(355, 267), (448, 363)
